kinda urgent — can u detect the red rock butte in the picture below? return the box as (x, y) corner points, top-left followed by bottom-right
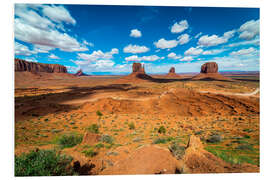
(15, 58), (67, 73)
(192, 62), (233, 81)
(132, 62), (145, 74)
(75, 69), (87, 76)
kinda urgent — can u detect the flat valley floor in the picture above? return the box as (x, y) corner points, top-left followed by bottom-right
(14, 72), (260, 175)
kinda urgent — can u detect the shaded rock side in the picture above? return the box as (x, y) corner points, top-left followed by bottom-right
(200, 62), (218, 73)
(15, 58), (67, 73)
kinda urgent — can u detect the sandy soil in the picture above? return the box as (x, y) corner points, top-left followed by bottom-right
(14, 72), (260, 175)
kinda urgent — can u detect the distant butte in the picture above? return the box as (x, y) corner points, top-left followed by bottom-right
(192, 62), (233, 81)
(74, 69), (88, 76)
(167, 67), (181, 78)
(15, 58), (67, 73)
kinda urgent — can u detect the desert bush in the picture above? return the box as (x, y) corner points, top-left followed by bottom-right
(169, 142), (186, 160)
(95, 143), (105, 149)
(128, 122), (135, 130)
(15, 149), (74, 176)
(158, 126), (166, 134)
(153, 137), (167, 144)
(86, 124), (99, 134)
(56, 133), (83, 148)
(82, 147), (98, 157)
(100, 134), (114, 144)
(96, 110), (103, 117)
(206, 134), (222, 143)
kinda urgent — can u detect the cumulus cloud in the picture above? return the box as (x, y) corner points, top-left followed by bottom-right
(42, 5), (76, 25)
(14, 4), (88, 53)
(202, 49), (225, 55)
(230, 47), (257, 56)
(154, 38), (179, 49)
(167, 52), (181, 60)
(228, 38), (260, 47)
(49, 54), (60, 59)
(125, 55), (161, 61)
(239, 19), (259, 40)
(180, 56), (194, 61)
(171, 20), (188, 33)
(33, 44), (54, 53)
(184, 47), (203, 56)
(198, 30), (235, 47)
(15, 41), (35, 56)
(130, 29), (142, 38)
(123, 44), (150, 54)
(178, 34), (190, 45)
(77, 48), (119, 62)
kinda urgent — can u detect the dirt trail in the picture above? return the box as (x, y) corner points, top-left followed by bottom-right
(199, 88), (259, 97)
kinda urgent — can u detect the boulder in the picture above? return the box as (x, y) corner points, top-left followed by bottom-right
(200, 62), (218, 73)
(81, 132), (101, 145)
(15, 58), (67, 73)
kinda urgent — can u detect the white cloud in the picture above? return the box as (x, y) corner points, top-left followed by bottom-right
(230, 47), (257, 56)
(154, 38), (179, 49)
(49, 54), (60, 59)
(130, 29), (142, 38)
(228, 38), (260, 47)
(33, 44), (54, 53)
(202, 49), (225, 55)
(94, 60), (115, 68)
(14, 4), (88, 53)
(184, 47), (203, 56)
(125, 55), (161, 61)
(42, 5), (76, 25)
(77, 48), (119, 62)
(198, 30), (235, 47)
(178, 34), (190, 45)
(171, 20), (188, 33)
(180, 56), (194, 61)
(83, 40), (94, 47)
(239, 19), (259, 40)
(195, 32), (202, 39)
(123, 44), (150, 54)
(167, 52), (181, 60)
(24, 58), (38, 63)
(15, 42), (35, 56)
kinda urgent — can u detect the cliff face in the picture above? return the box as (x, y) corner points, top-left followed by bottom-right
(15, 59), (67, 73)
(200, 62), (218, 73)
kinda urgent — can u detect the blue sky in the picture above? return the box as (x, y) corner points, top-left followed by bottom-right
(14, 4), (259, 74)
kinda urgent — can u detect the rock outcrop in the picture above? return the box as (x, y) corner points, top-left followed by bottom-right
(100, 145), (183, 175)
(74, 69), (87, 76)
(132, 63), (145, 74)
(200, 62), (218, 73)
(192, 62), (232, 81)
(169, 67), (175, 74)
(15, 58), (67, 73)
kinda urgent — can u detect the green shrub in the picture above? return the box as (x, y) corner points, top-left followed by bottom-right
(169, 142), (186, 160)
(158, 126), (166, 134)
(82, 147), (98, 157)
(153, 137), (167, 144)
(86, 124), (99, 134)
(206, 134), (222, 143)
(15, 149), (74, 176)
(56, 133), (83, 148)
(128, 122), (135, 130)
(96, 110), (103, 117)
(100, 134), (114, 144)
(95, 143), (105, 149)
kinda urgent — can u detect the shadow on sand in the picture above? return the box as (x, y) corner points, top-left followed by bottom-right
(15, 84), (138, 121)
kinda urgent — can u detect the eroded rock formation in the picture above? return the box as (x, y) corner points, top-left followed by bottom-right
(200, 62), (218, 73)
(132, 63), (145, 74)
(75, 69), (87, 76)
(15, 58), (67, 73)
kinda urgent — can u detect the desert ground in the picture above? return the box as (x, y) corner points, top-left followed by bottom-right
(14, 71), (260, 175)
